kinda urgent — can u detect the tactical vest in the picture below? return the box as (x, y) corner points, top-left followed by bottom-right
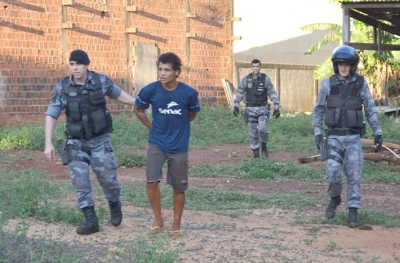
(61, 72), (113, 139)
(324, 75), (364, 129)
(245, 73), (268, 107)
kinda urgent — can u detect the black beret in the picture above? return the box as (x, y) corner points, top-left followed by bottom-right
(69, 49), (90, 65)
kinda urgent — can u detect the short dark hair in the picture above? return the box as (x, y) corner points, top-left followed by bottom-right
(157, 52), (182, 73)
(251, 59), (261, 65)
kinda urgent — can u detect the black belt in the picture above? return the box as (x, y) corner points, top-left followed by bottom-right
(246, 103), (267, 107)
(327, 128), (360, 136)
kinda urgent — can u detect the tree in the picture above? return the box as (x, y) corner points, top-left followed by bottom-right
(301, 0), (400, 106)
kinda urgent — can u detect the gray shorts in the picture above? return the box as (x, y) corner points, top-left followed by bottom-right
(146, 144), (188, 192)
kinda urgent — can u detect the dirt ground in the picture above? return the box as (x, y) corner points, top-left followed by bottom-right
(3, 144), (400, 262)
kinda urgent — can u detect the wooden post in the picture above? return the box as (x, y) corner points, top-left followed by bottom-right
(342, 6), (350, 45)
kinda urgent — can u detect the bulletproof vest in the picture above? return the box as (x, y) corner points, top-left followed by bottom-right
(324, 75), (364, 129)
(61, 72), (113, 139)
(245, 73), (268, 107)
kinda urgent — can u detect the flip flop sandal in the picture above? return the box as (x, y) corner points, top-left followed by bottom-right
(147, 225), (165, 235)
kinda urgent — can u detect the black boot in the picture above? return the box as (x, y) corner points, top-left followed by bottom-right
(76, 206), (99, 235)
(252, 148), (260, 158)
(325, 195), (341, 219)
(348, 207), (359, 228)
(109, 200), (122, 227)
(261, 142), (268, 159)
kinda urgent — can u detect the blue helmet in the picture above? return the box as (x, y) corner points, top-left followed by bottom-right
(331, 45), (359, 75)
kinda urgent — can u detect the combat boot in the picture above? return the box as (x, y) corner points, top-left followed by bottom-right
(261, 142), (268, 159)
(325, 195), (341, 219)
(252, 148), (260, 158)
(348, 207), (359, 228)
(109, 200), (122, 227)
(76, 206), (99, 235)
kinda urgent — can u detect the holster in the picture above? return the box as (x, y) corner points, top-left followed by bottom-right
(57, 140), (69, 165)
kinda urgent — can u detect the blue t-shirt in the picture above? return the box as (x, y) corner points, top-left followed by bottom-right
(135, 81), (201, 153)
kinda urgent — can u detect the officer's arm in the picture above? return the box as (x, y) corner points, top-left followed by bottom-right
(115, 89), (136, 106)
(134, 105), (152, 130)
(266, 77), (280, 109)
(311, 80), (329, 135)
(233, 78), (246, 107)
(361, 81), (382, 136)
(44, 115), (57, 160)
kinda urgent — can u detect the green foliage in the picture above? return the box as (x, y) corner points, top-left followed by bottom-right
(186, 188), (321, 212)
(301, 15), (400, 84)
(0, 169), (83, 224)
(122, 235), (181, 262)
(110, 112), (149, 148)
(115, 146), (146, 167)
(123, 184), (321, 212)
(190, 107), (248, 146)
(0, 124), (46, 150)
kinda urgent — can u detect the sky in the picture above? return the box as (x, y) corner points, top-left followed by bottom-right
(233, 0), (342, 53)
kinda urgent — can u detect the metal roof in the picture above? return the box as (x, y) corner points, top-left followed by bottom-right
(341, 0), (400, 50)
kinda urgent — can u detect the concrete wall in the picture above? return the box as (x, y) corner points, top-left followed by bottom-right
(0, 0), (234, 126)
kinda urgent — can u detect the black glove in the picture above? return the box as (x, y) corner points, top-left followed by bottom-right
(273, 109), (280, 119)
(315, 134), (323, 150)
(374, 135), (383, 152)
(233, 106), (239, 117)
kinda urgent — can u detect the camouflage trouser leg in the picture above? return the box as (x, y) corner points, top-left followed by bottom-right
(246, 106), (269, 150)
(69, 159), (93, 209)
(68, 134), (120, 209)
(90, 139), (120, 203)
(258, 116), (269, 143)
(326, 135), (363, 208)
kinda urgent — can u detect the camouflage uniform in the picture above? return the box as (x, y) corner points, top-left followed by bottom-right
(312, 74), (382, 208)
(46, 72), (121, 209)
(234, 73), (280, 151)
(66, 134), (119, 208)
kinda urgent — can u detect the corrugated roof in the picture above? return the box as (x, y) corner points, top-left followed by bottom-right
(341, 0), (400, 35)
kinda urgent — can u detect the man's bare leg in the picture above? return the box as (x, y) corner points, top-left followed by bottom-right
(146, 182), (164, 228)
(172, 190), (185, 231)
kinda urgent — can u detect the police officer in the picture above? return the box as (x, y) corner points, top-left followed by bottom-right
(311, 45), (383, 228)
(44, 50), (136, 235)
(233, 59), (280, 159)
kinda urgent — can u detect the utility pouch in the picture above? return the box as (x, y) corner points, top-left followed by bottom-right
(57, 140), (69, 165)
(66, 122), (85, 139)
(91, 109), (107, 134)
(82, 114), (93, 139)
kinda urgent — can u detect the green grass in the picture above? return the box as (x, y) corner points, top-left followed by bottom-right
(1, 107), (398, 156)
(190, 158), (325, 182)
(123, 184), (322, 214)
(1, 107), (400, 261)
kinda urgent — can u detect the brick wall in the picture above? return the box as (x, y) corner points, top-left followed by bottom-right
(0, 0), (234, 126)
